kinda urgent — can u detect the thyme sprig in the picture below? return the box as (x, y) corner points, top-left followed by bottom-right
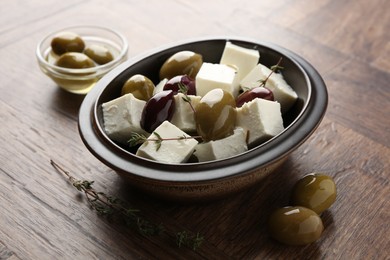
(50, 159), (203, 250)
(258, 57), (283, 88)
(127, 132), (148, 147)
(178, 82), (196, 113)
(128, 132), (201, 151)
(177, 231), (204, 251)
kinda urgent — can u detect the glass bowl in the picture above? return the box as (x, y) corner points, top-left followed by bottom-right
(36, 25), (128, 94)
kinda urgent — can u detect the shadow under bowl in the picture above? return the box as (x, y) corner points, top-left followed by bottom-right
(78, 36), (328, 201)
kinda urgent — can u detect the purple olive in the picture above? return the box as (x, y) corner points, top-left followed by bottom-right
(141, 90), (175, 132)
(163, 75), (196, 95)
(236, 87), (274, 107)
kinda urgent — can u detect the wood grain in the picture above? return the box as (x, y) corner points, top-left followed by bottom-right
(0, 0), (389, 259)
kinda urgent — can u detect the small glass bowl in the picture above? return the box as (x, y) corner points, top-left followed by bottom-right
(36, 25), (128, 94)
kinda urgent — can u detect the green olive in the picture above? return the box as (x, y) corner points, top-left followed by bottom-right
(291, 173), (337, 215)
(159, 51), (203, 80)
(51, 32), (85, 55)
(84, 44), (114, 65)
(268, 206), (324, 246)
(195, 88), (236, 141)
(121, 74), (155, 101)
(55, 52), (96, 69)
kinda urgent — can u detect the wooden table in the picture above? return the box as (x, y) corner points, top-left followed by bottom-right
(1, 0), (389, 259)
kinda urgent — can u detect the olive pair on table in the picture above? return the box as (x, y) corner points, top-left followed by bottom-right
(268, 173), (337, 246)
(36, 26), (128, 94)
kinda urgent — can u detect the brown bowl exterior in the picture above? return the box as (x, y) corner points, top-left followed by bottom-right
(116, 157), (287, 201)
(78, 36), (327, 201)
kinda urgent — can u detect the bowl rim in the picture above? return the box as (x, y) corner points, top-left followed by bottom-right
(35, 25), (129, 75)
(78, 36), (328, 182)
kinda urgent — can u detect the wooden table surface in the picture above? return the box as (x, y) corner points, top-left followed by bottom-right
(1, 0), (389, 259)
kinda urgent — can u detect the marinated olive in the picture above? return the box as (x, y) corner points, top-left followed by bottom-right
(159, 51), (203, 80)
(55, 52), (96, 69)
(84, 44), (114, 65)
(51, 32), (85, 55)
(121, 74), (155, 101)
(268, 206), (324, 246)
(236, 87), (274, 107)
(163, 75), (196, 95)
(195, 88), (236, 141)
(291, 173), (337, 215)
(141, 90), (175, 132)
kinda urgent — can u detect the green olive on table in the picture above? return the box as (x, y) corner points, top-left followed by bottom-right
(84, 44), (114, 65)
(51, 32), (85, 55)
(268, 206), (324, 246)
(195, 88), (236, 142)
(291, 173), (337, 215)
(121, 74), (155, 101)
(159, 50), (203, 80)
(55, 52), (96, 69)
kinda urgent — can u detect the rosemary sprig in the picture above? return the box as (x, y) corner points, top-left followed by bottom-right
(176, 231), (204, 251)
(152, 132), (163, 151)
(128, 132), (163, 151)
(128, 132), (148, 147)
(178, 82), (196, 113)
(50, 159), (203, 250)
(128, 132), (201, 151)
(258, 57), (283, 88)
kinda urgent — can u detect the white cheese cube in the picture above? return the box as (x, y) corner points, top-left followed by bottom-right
(170, 93), (201, 133)
(195, 62), (238, 97)
(154, 78), (168, 95)
(136, 121), (198, 163)
(240, 63), (298, 113)
(194, 127), (248, 162)
(102, 93), (147, 144)
(220, 42), (259, 84)
(236, 98), (284, 146)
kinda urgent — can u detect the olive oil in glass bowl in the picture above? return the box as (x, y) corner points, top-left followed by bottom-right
(36, 25), (128, 94)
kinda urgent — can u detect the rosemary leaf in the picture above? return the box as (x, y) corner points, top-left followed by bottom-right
(258, 57), (283, 88)
(178, 82), (196, 113)
(153, 132), (163, 151)
(128, 133), (148, 147)
(176, 231), (204, 251)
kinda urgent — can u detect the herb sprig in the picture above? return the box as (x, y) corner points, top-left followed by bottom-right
(128, 132), (201, 150)
(258, 57), (283, 87)
(240, 57), (284, 93)
(178, 82), (196, 113)
(51, 159), (204, 250)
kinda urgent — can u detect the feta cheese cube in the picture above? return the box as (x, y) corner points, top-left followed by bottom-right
(194, 127), (248, 162)
(170, 93), (201, 133)
(136, 121), (198, 163)
(236, 98), (284, 146)
(240, 63), (298, 113)
(102, 93), (147, 144)
(220, 42), (260, 84)
(154, 78), (168, 95)
(195, 62), (238, 97)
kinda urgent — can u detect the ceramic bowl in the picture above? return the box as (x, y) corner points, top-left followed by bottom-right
(78, 36), (327, 201)
(36, 25), (128, 94)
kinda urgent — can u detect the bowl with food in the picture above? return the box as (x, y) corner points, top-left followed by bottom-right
(78, 36), (327, 201)
(36, 25), (128, 94)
